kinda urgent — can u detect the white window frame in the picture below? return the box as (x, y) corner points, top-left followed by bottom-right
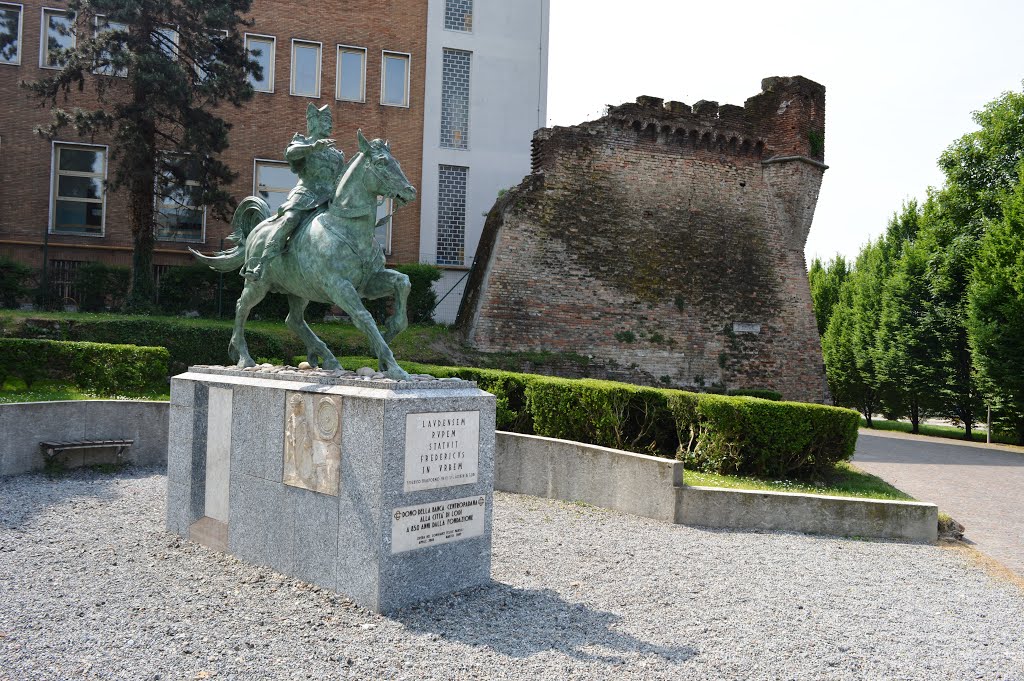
(245, 32), (275, 93)
(290, 38), (321, 98)
(335, 44), (366, 103)
(93, 14), (126, 77)
(49, 141), (108, 237)
(0, 2), (24, 66)
(380, 50), (410, 108)
(154, 154), (207, 244)
(253, 158), (297, 213)
(154, 24), (178, 60)
(40, 6), (75, 70)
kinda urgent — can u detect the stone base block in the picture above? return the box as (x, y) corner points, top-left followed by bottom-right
(166, 367), (496, 613)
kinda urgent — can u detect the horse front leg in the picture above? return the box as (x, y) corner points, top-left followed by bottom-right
(285, 294), (339, 369)
(325, 277), (410, 380)
(229, 282), (270, 368)
(363, 269), (412, 343)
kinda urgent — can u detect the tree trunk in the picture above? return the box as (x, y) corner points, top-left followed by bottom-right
(909, 397), (920, 434)
(123, 80), (158, 313)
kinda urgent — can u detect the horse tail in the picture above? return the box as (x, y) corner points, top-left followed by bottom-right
(189, 196), (272, 272)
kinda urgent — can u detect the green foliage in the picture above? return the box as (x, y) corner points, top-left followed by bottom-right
(73, 262), (130, 312)
(967, 179), (1024, 444)
(24, 0), (260, 310)
(0, 338), (168, 394)
(669, 393), (859, 480)
(808, 129), (825, 158)
(332, 356), (856, 480)
(0, 258), (34, 309)
(157, 263), (329, 321)
(807, 255), (849, 336)
(727, 388), (782, 401)
(364, 263), (442, 324)
(614, 330), (636, 343)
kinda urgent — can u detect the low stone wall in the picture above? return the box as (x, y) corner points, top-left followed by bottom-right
(678, 487), (938, 543)
(0, 401), (169, 476)
(495, 432), (682, 523)
(495, 432), (938, 543)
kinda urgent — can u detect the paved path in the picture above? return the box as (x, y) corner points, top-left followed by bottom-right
(854, 429), (1024, 576)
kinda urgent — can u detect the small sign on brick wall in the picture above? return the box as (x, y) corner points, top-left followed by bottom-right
(733, 322), (761, 334)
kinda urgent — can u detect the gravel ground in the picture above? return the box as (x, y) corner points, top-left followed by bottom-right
(1, 468), (1022, 681)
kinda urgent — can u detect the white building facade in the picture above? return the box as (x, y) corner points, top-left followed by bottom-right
(419, 0), (550, 322)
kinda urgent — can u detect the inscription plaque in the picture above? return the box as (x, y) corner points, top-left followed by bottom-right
(283, 392), (342, 495)
(391, 495), (486, 554)
(733, 322), (762, 334)
(404, 410), (479, 492)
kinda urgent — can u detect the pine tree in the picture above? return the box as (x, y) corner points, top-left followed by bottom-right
(24, 0), (258, 311)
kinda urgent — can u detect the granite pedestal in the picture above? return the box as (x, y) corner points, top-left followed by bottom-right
(166, 366), (496, 613)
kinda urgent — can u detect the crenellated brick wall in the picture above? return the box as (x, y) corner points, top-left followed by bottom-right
(456, 76), (828, 403)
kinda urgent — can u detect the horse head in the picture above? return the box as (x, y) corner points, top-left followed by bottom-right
(355, 129), (417, 206)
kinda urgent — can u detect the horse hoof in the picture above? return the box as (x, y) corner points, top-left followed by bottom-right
(384, 367), (410, 381)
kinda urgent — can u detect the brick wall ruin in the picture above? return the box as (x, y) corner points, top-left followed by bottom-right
(455, 76), (828, 402)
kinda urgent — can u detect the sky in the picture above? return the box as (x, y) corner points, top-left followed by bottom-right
(544, 0), (1024, 266)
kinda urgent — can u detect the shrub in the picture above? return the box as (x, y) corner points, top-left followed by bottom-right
(57, 318), (285, 375)
(364, 263), (442, 324)
(0, 258), (34, 309)
(0, 338), (168, 394)
(73, 262), (130, 312)
(669, 393), (859, 480)
(727, 388), (783, 401)
(298, 355), (859, 481)
(158, 263), (329, 321)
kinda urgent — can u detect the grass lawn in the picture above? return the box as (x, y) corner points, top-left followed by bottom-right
(683, 461), (916, 501)
(0, 378), (169, 404)
(863, 417), (1020, 447)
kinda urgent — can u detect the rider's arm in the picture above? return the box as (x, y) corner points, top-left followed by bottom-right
(285, 139), (317, 161)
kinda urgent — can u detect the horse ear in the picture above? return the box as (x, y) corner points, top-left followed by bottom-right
(384, 139), (391, 150)
(357, 129), (370, 153)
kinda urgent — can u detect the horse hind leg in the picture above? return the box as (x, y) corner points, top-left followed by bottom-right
(229, 282), (270, 368)
(285, 294), (339, 370)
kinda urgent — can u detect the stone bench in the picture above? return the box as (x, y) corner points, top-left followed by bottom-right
(39, 439), (134, 468)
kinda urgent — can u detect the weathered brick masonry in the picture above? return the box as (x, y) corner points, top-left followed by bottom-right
(457, 76), (828, 402)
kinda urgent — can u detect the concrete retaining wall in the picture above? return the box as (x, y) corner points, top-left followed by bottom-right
(495, 431), (938, 542)
(678, 486), (938, 543)
(495, 432), (682, 523)
(0, 401), (169, 476)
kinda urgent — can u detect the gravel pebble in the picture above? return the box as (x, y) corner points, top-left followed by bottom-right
(1, 467), (1022, 680)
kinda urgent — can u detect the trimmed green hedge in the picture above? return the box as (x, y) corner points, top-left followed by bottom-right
(328, 356), (859, 480)
(0, 338), (169, 394)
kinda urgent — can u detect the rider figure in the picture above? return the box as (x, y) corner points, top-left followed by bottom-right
(243, 103), (346, 281)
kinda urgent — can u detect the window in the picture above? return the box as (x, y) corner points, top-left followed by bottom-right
(380, 51), (409, 107)
(41, 7), (75, 69)
(0, 3), (23, 65)
(155, 156), (205, 242)
(440, 48), (471, 149)
(290, 39), (321, 97)
(254, 160), (297, 213)
(444, 0), (473, 32)
(245, 33), (275, 92)
(375, 197), (392, 255)
(436, 165), (467, 265)
(51, 143), (106, 236)
(336, 45), (365, 102)
(94, 14), (127, 76)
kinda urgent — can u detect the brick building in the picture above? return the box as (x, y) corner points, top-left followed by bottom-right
(0, 0), (548, 313)
(457, 77), (829, 403)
